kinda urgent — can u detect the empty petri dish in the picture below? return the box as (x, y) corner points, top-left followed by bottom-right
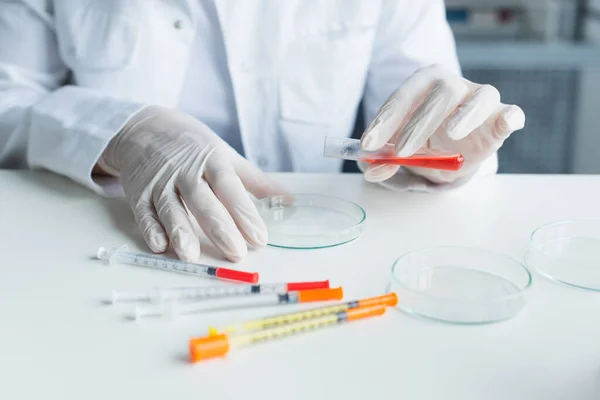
(525, 220), (600, 291)
(255, 194), (366, 249)
(390, 247), (532, 324)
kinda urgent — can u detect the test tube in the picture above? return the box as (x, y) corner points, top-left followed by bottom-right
(97, 245), (258, 283)
(208, 292), (397, 336)
(189, 305), (387, 362)
(323, 136), (464, 171)
(110, 280), (330, 305)
(133, 287), (344, 320)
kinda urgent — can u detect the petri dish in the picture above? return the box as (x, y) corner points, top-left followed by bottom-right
(390, 247), (532, 324)
(255, 194), (366, 249)
(525, 220), (600, 291)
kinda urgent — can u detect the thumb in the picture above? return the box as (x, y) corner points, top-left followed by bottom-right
(231, 153), (289, 199)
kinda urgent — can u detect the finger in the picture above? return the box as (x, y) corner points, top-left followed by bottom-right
(152, 179), (200, 262)
(395, 76), (470, 157)
(494, 104), (525, 140)
(444, 84), (501, 141)
(361, 66), (442, 151)
(130, 196), (169, 253)
(176, 148), (248, 262)
(179, 178), (248, 262)
(418, 104), (524, 183)
(363, 163), (400, 183)
(203, 149), (269, 248)
(230, 153), (288, 199)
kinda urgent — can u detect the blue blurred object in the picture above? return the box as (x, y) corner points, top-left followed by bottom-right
(446, 8), (469, 23)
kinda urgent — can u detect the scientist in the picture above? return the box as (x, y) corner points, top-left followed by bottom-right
(0, 1), (524, 262)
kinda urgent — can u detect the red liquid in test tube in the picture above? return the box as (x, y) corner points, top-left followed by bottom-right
(362, 153), (464, 171)
(323, 136), (465, 171)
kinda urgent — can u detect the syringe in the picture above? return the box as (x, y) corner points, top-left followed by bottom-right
(323, 136), (464, 171)
(208, 292), (397, 336)
(97, 245), (258, 283)
(110, 280), (330, 305)
(133, 287), (343, 320)
(189, 305), (387, 362)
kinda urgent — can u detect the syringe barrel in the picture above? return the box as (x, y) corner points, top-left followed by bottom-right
(208, 303), (350, 335)
(143, 281), (330, 304)
(98, 245), (258, 283)
(97, 245), (129, 265)
(98, 245), (211, 274)
(208, 292), (396, 335)
(189, 305), (387, 362)
(231, 312), (342, 348)
(136, 293), (286, 319)
(140, 288), (341, 318)
(107, 250), (137, 266)
(127, 253), (210, 275)
(231, 305), (386, 347)
(151, 283), (288, 303)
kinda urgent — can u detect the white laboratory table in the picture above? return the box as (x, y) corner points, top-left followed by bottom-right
(1, 171), (599, 400)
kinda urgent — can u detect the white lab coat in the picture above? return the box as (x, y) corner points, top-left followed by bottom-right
(0, 0), (497, 195)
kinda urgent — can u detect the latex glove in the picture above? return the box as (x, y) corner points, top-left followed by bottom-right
(98, 106), (285, 262)
(360, 64), (525, 184)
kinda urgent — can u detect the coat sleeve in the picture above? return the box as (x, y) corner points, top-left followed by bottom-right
(0, 0), (145, 196)
(362, 0), (498, 191)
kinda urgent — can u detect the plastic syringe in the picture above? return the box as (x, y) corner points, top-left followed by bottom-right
(110, 280), (330, 305)
(133, 287), (343, 320)
(208, 292), (397, 336)
(189, 304), (387, 362)
(323, 136), (464, 171)
(97, 245), (258, 283)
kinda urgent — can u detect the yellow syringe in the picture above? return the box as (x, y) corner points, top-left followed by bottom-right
(190, 304), (387, 362)
(208, 292), (397, 336)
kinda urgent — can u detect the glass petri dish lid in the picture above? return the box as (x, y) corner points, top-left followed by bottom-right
(390, 247), (532, 324)
(255, 194), (366, 249)
(525, 220), (600, 291)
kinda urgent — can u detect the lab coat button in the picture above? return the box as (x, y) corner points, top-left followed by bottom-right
(173, 20), (182, 29)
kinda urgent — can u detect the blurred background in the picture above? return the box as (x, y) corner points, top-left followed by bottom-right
(347, 0), (600, 174)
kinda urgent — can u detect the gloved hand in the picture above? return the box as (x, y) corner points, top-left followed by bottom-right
(360, 64), (525, 184)
(98, 105), (285, 262)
